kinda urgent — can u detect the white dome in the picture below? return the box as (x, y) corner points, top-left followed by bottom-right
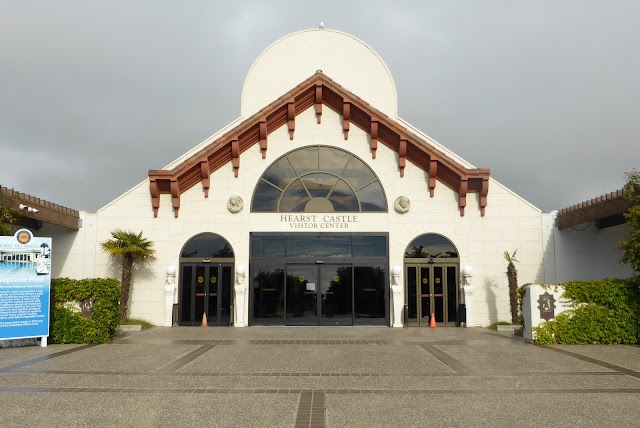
(242, 29), (398, 118)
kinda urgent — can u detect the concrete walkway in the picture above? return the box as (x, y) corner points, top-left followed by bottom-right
(1, 327), (639, 428)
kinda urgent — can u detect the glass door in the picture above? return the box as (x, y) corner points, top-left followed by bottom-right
(405, 264), (457, 327)
(286, 265), (318, 325)
(319, 264), (352, 326)
(179, 263), (232, 326)
(285, 264), (353, 326)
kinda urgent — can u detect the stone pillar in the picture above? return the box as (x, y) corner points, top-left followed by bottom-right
(235, 268), (246, 327)
(164, 267), (176, 327)
(391, 269), (403, 328)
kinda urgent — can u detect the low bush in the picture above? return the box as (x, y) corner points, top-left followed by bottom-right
(533, 278), (640, 344)
(50, 278), (121, 344)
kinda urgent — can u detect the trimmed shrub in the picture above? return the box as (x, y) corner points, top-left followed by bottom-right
(50, 278), (121, 344)
(533, 278), (640, 344)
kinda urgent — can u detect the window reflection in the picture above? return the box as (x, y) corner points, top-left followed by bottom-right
(404, 234), (458, 259)
(181, 233), (234, 258)
(251, 146), (387, 212)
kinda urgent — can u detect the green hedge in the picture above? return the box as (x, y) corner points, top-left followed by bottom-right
(50, 278), (121, 344)
(533, 278), (640, 345)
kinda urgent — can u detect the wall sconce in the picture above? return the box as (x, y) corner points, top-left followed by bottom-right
(236, 265), (246, 285)
(166, 265), (176, 285)
(19, 204), (38, 213)
(462, 265), (473, 286)
(391, 265), (401, 286)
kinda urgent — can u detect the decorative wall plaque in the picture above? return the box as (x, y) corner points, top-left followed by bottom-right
(394, 196), (410, 213)
(537, 292), (556, 321)
(227, 195), (244, 213)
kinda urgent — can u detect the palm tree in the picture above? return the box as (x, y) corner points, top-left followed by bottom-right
(504, 250), (519, 324)
(101, 229), (156, 323)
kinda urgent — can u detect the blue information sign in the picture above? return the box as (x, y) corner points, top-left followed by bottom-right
(0, 229), (51, 340)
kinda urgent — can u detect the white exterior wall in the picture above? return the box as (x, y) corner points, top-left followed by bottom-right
(37, 211), (96, 280)
(87, 107), (544, 326)
(542, 212), (632, 284)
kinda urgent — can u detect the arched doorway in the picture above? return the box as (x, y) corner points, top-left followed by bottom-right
(404, 234), (459, 327)
(179, 233), (234, 326)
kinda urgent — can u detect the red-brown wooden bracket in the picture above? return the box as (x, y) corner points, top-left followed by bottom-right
(458, 178), (468, 217)
(231, 138), (240, 177)
(398, 138), (407, 177)
(428, 158), (438, 197)
(170, 178), (180, 218)
(149, 177), (160, 217)
(315, 83), (323, 124)
(259, 121), (268, 158)
(370, 119), (379, 159)
(200, 160), (210, 197)
(342, 102), (351, 139)
(287, 102), (295, 139)
(480, 177), (489, 216)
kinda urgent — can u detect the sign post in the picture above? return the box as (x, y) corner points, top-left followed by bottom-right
(0, 229), (52, 347)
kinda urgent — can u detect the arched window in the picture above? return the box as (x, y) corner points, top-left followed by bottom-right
(404, 234), (459, 260)
(180, 233), (234, 259)
(251, 146), (387, 213)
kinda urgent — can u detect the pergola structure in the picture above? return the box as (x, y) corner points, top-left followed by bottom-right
(0, 186), (79, 231)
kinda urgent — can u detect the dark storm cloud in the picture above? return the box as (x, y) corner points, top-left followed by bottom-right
(1, 0), (638, 212)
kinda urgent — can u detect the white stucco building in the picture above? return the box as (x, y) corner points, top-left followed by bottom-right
(34, 29), (631, 328)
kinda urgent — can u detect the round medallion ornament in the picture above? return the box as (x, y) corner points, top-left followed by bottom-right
(15, 229), (33, 244)
(227, 195), (244, 213)
(333, 275), (340, 282)
(210, 277), (217, 284)
(422, 278), (428, 284)
(394, 196), (411, 214)
(197, 276), (204, 284)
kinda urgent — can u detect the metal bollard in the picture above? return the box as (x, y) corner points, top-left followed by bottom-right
(403, 304), (409, 328)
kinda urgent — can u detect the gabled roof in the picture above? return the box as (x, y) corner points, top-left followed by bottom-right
(148, 72), (490, 218)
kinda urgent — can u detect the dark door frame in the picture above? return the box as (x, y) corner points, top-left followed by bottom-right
(179, 262), (233, 326)
(404, 262), (459, 327)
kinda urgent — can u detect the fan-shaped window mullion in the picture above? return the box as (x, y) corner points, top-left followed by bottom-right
(251, 146), (387, 213)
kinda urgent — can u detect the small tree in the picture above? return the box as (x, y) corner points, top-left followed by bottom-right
(0, 200), (19, 236)
(620, 170), (640, 277)
(101, 229), (156, 323)
(504, 250), (519, 324)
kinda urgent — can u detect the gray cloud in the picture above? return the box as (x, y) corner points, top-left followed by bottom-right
(1, 0), (638, 212)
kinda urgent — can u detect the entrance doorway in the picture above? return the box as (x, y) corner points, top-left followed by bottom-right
(180, 263), (232, 326)
(178, 233), (235, 326)
(405, 263), (458, 327)
(286, 264), (352, 326)
(404, 233), (460, 327)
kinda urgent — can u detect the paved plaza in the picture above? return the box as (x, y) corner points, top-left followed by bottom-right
(1, 327), (639, 427)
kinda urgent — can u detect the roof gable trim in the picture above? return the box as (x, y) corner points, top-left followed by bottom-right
(148, 73), (490, 218)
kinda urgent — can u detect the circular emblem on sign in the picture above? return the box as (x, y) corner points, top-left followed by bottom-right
(422, 278), (428, 284)
(435, 278), (441, 284)
(298, 276), (305, 282)
(197, 276), (204, 284)
(210, 277), (217, 284)
(333, 275), (340, 282)
(15, 229), (32, 244)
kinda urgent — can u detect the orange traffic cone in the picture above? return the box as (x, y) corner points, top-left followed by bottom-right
(201, 312), (208, 327)
(429, 313), (436, 328)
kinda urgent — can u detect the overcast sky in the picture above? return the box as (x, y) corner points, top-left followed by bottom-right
(1, 1), (638, 213)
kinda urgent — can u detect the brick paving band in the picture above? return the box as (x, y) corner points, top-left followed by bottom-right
(0, 386), (638, 395)
(0, 344), (96, 373)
